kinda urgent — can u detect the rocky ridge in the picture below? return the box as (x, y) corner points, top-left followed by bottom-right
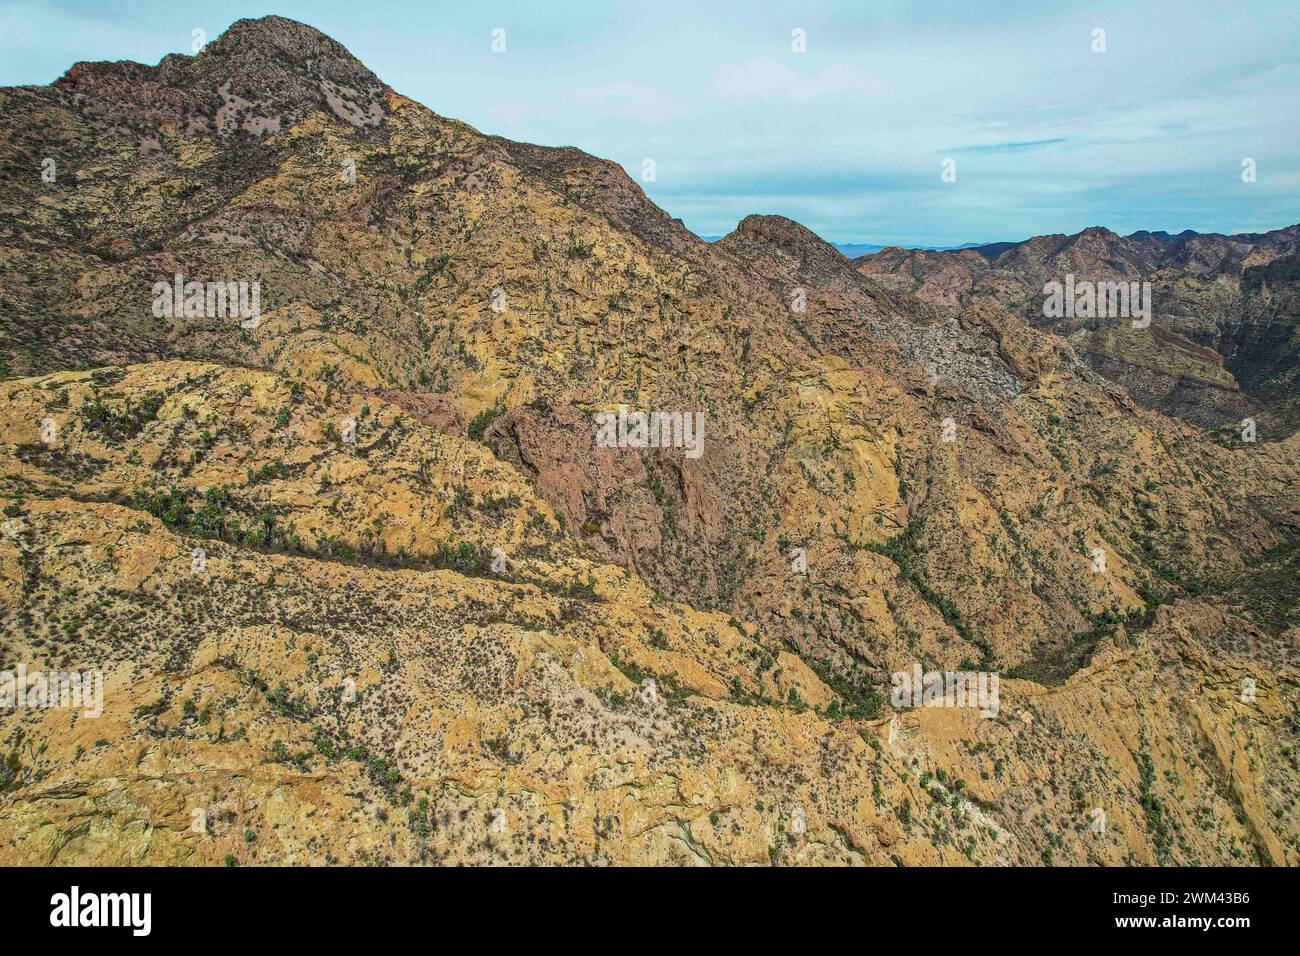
(856, 226), (1300, 435)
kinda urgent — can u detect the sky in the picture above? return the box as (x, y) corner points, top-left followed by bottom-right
(1, 0), (1297, 247)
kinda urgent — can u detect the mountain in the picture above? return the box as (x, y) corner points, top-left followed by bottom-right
(856, 225), (1300, 436)
(700, 238), (990, 258)
(1, 17), (1297, 866)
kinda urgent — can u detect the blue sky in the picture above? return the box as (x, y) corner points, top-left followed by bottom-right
(2, 0), (1297, 246)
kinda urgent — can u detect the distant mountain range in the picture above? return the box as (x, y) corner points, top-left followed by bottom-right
(704, 229), (1295, 263)
(697, 235), (991, 257)
(856, 223), (1300, 434)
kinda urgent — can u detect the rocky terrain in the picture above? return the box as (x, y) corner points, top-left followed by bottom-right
(857, 226), (1300, 436)
(1, 16), (1296, 866)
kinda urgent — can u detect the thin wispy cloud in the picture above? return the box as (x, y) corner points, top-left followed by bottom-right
(948, 139), (1068, 155)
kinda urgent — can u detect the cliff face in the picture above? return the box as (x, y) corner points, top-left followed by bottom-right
(1, 17), (1296, 866)
(856, 226), (1300, 437)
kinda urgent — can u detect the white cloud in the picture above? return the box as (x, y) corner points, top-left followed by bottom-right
(705, 57), (893, 104)
(566, 83), (690, 122)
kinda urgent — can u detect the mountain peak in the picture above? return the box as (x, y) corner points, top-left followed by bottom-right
(54, 16), (387, 136)
(194, 16), (387, 131)
(1075, 225), (1120, 240)
(202, 15), (369, 73)
(730, 214), (847, 266)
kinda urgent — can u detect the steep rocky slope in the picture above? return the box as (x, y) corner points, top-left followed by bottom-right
(2, 365), (1294, 865)
(1, 17), (1296, 865)
(857, 226), (1300, 436)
